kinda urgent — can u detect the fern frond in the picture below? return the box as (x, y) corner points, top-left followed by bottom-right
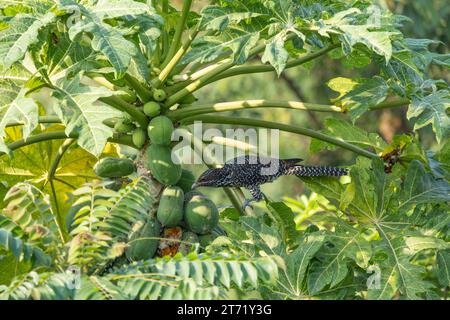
(75, 276), (126, 300)
(0, 228), (50, 267)
(67, 177), (162, 273)
(1, 182), (62, 246)
(102, 176), (162, 239)
(109, 253), (279, 299)
(0, 272), (74, 300)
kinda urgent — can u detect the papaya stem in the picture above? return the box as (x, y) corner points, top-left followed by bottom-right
(164, 41), (270, 108)
(0, 131), (136, 157)
(180, 115), (378, 159)
(123, 74), (153, 102)
(168, 100), (343, 120)
(168, 98), (409, 120)
(47, 139), (74, 241)
(100, 96), (148, 128)
(6, 115), (61, 127)
(205, 43), (340, 85)
(152, 29), (199, 89)
(161, 0), (193, 69)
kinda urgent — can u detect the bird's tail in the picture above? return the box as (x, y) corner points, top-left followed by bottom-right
(285, 165), (348, 177)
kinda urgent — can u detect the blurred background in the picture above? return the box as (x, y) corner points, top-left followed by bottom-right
(173, 0), (449, 206)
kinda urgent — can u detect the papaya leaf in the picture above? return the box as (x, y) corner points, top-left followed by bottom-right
(307, 220), (371, 295)
(0, 94), (39, 155)
(398, 160), (450, 213)
(310, 119), (387, 154)
(52, 74), (120, 156)
(266, 201), (299, 249)
(0, 11), (55, 68)
(407, 90), (450, 144)
(0, 125), (103, 213)
(59, 0), (151, 77)
(436, 250), (450, 288)
(0, 228), (50, 266)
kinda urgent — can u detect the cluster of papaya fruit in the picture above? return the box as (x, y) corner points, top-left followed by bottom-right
(94, 160), (224, 261)
(127, 186), (224, 260)
(93, 88), (223, 261)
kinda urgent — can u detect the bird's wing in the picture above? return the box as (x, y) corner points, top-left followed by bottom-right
(282, 158), (303, 166)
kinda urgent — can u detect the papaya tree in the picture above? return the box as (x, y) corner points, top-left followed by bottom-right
(0, 0), (448, 300)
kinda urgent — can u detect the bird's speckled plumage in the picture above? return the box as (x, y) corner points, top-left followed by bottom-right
(193, 156), (348, 208)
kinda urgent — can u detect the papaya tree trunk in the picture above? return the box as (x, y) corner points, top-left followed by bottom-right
(135, 144), (164, 205)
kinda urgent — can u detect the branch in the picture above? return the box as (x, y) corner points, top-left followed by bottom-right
(164, 41), (270, 108)
(0, 131), (136, 157)
(280, 73), (322, 129)
(48, 139), (74, 241)
(48, 139), (75, 180)
(152, 30), (199, 88)
(100, 96), (148, 128)
(168, 100), (342, 121)
(165, 43), (339, 95)
(205, 44), (340, 85)
(123, 74), (152, 102)
(161, 0), (193, 68)
(168, 97), (410, 121)
(179, 115), (378, 159)
(6, 115), (61, 127)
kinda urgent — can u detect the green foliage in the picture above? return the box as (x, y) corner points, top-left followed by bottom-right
(0, 0), (448, 300)
(52, 74), (120, 156)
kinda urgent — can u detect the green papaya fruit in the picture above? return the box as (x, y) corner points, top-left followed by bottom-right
(153, 88), (167, 102)
(114, 119), (135, 133)
(132, 128), (147, 148)
(94, 157), (136, 178)
(122, 112), (134, 124)
(184, 195), (219, 235)
(143, 101), (161, 117)
(157, 186), (184, 227)
(126, 218), (160, 261)
(179, 231), (199, 255)
(147, 116), (173, 146)
(145, 144), (182, 185)
(176, 169), (196, 193)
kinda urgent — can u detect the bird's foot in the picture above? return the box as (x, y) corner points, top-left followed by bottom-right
(241, 198), (256, 211)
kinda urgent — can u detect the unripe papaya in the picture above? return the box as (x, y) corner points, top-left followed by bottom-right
(179, 231), (199, 255)
(184, 195), (219, 235)
(132, 128), (147, 148)
(145, 144), (182, 185)
(198, 233), (216, 248)
(176, 169), (196, 193)
(122, 112), (134, 124)
(126, 218), (160, 261)
(114, 119), (135, 133)
(153, 88), (167, 102)
(157, 186), (184, 227)
(143, 101), (161, 117)
(147, 116), (173, 146)
(94, 157), (136, 178)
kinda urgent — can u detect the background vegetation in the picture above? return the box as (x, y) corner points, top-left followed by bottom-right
(0, 0), (448, 300)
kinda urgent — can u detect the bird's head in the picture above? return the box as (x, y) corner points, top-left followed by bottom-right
(192, 168), (226, 189)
